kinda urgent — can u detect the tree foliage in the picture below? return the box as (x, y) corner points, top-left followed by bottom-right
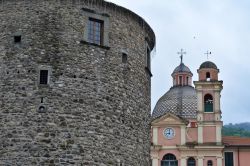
(222, 122), (250, 137)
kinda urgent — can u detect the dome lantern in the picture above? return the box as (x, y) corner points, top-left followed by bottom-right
(172, 49), (193, 87)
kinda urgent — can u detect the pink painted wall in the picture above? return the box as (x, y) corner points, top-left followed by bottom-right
(203, 113), (215, 121)
(173, 73), (192, 86)
(239, 150), (250, 166)
(158, 127), (181, 146)
(199, 68), (218, 81)
(186, 127), (198, 143)
(203, 126), (216, 143)
(203, 157), (217, 166)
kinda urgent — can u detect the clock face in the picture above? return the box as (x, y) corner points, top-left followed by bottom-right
(163, 128), (175, 139)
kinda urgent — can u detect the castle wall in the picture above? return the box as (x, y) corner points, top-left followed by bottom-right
(0, 0), (155, 165)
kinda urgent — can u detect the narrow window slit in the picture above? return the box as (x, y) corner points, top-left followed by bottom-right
(40, 70), (48, 85)
(122, 53), (127, 63)
(14, 35), (21, 43)
(146, 47), (151, 69)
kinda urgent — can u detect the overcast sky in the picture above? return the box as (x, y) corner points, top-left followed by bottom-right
(107, 0), (250, 124)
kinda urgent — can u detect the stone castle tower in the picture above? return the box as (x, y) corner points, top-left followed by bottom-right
(0, 0), (155, 165)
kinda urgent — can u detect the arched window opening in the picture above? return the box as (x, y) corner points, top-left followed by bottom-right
(179, 76), (183, 85)
(187, 157), (196, 166)
(204, 94), (213, 112)
(186, 77), (189, 85)
(206, 72), (211, 81)
(161, 153), (178, 166)
(207, 160), (213, 166)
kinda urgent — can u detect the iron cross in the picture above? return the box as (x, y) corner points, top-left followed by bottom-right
(205, 51), (212, 60)
(177, 49), (186, 64)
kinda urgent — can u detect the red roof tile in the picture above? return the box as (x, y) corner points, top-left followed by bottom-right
(223, 136), (250, 146)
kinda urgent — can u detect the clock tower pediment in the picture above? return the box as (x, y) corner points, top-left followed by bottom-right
(152, 113), (188, 126)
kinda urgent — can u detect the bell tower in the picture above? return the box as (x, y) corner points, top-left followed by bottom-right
(194, 61), (223, 145)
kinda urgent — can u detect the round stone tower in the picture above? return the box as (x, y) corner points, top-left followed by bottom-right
(0, 0), (155, 165)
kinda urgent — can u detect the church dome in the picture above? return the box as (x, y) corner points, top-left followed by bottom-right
(152, 86), (197, 119)
(172, 63), (192, 75)
(199, 61), (217, 69)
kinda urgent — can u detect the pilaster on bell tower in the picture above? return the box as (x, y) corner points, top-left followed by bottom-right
(194, 61), (223, 145)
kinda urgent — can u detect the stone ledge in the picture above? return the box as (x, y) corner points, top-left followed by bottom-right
(80, 40), (110, 50)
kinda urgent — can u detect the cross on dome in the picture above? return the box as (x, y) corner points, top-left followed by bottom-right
(205, 50), (212, 60)
(177, 49), (186, 64)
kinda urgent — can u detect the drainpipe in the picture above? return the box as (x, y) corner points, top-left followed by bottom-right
(238, 147), (240, 166)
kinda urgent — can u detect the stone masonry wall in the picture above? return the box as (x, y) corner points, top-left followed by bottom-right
(0, 0), (155, 165)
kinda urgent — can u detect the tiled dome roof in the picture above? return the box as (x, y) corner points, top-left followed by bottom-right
(199, 61), (217, 69)
(172, 63), (192, 75)
(152, 86), (197, 119)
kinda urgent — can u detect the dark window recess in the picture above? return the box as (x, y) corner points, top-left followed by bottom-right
(204, 94), (213, 112)
(206, 72), (211, 80)
(146, 47), (151, 69)
(225, 152), (234, 166)
(179, 76), (183, 85)
(14, 35), (21, 43)
(207, 160), (213, 166)
(122, 53), (128, 63)
(87, 18), (104, 45)
(41, 97), (44, 103)
(187, 157), (196, 166)
(40, 70), (48, 85)
(161, 153), (178, 166)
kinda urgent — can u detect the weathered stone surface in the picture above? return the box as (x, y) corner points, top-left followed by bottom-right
(0, 0), (155, 165)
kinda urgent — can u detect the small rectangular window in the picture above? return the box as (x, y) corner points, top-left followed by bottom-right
(40, 70), (48, 85)
(146, 47), (151, 69)
(225, 152), (234, 166)
(87, 18), (104, 45)
(122, 53), (128, 63)
(14, 35), (21, 43)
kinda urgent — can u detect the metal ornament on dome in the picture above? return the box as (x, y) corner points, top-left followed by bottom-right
(199, 51), (218, 69)
(177, 48), (186, 64)
(205, 50), (212, 60)
(172, 49), (192, 75)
